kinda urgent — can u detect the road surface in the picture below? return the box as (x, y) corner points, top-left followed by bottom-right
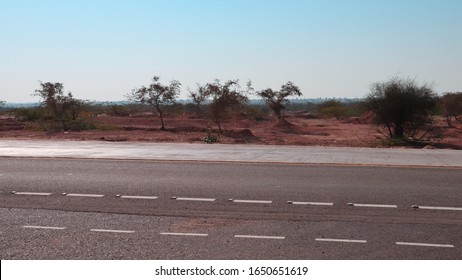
(1, 157), (461, 259)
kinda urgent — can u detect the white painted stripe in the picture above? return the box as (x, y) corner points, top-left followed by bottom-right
(90, 229), (134, 233)
(120, 195), (158, 200)
(234, 235), (285, 240)
(417, 206), (462, 211)
(159, 232), (208, 237)
(351, 203), (397, 208)
(174, 197), (216, 202)
(290, 201), (333, 206)
(315, 238), (367, 243)
(66, 193), (104, 198)
(231, 199), (272, 204)
(23, 225), (66, 230)
(14, 192), (52, 196)
(396, 242), (454, 248)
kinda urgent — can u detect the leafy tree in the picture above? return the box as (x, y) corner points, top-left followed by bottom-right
(205, 79), (249, 133)
(127, 76), (181, 130)
(365, 77), (438, 138)
(441, 92), (462, 126)
(33, 82), (85, 130)
(188, 83), (210, 116)
(256, 81), (302, 119)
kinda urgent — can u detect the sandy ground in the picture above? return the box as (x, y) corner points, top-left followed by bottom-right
(1, 112), (461, 149)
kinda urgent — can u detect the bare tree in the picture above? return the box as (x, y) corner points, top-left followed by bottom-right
(257, 81), (302, 119)
(365, 77), (437, 138)
(205, 79), (249, 133)
(127, 76), (181, 130)
(188, 83), (209, 116)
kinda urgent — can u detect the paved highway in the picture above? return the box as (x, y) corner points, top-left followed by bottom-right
(0, 158), (461, 259)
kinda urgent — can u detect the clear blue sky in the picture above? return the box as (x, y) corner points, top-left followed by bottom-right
(1, 0), (461, 102)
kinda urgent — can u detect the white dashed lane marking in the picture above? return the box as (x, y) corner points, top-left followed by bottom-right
(348, 203), (397, 208)
(396, 242), (454, 248)
(234, 235), (285, 240)
(65, 193), (105, 198)
(172, 197), (216, 202)
(90, 229), (134, 234)
(414, 205), (462, 211)
(230, 199), (272, 204)
(118, 195), (158, 200)
(13, 192), (52, 196)
(315, 238), (367, 244)
(23, 225), (66, 230)
(288, 201), (333, 206)
(160, 232), (208, 237)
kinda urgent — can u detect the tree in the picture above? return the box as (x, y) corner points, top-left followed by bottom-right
(127, 76), (181, 130)
(441, 92), (462, 126)
(33, 82), (84, 130)
(365, 77), (438, 139)
(257, 81), (302, 119)
(188, 83), (209, 116)
(205, 79), (249, 133)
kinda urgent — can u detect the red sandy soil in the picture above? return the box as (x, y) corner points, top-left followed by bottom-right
(1, 112), (461, 149)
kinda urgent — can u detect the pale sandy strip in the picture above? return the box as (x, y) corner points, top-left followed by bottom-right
(120, 195), (158, 200)
(159, 232), (208, 237)
(417, 206), (462, 211)
(291, 201), (333, 206)
(90, 229), (134, 233)
(66, 193), (104, 198)
(396, 242), (454, 248)
(232, 199), (272, 204)
(15, 192), (52, 196)
(23, 225), (66, 230)
(315, 238), (367, 243)
(234, 235), (285, 240)
(175, 197), (216, 202)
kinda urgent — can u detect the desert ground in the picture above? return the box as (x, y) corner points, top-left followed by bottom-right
(0, 112), (461, 149)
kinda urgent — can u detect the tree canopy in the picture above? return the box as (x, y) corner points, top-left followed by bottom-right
(257, 81), (302, 119)
(365, 77), (438, 138)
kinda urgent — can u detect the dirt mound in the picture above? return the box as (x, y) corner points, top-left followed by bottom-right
(274, 118), (296, 128)
(226, 128), (255, 138)
(294, 113), (319, 119)
(0, 118), (25, 131)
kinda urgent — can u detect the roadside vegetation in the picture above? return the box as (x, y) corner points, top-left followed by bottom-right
(1, 75), (460, 148)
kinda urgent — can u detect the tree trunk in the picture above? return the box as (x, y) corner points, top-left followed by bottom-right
(156, 105), (166, 131)
(393, 124), (404, 138)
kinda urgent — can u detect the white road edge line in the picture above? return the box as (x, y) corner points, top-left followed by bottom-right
(159, 232), (208, 237)
(174, 197), (216, 202)
(231, 199), (272, 204)
(396, 242), (454, 248)
(90, 229), (134, 233)
(315, 238), (367, 243)
(234, 235), (285, 240)
(120, 195), (158, 200)
(14, 192), (52, 196)
(289, 201), (333, 206)
(23, 226), (66, 230)
(351, 203), (397, 208)
(66, 193), (105, 198)
(417, 206), (462, 211)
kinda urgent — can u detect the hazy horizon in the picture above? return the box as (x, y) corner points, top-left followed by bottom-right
(1, 0), (461, 103)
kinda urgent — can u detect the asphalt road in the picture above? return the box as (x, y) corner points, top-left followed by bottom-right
(1, 158), (461, 259)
